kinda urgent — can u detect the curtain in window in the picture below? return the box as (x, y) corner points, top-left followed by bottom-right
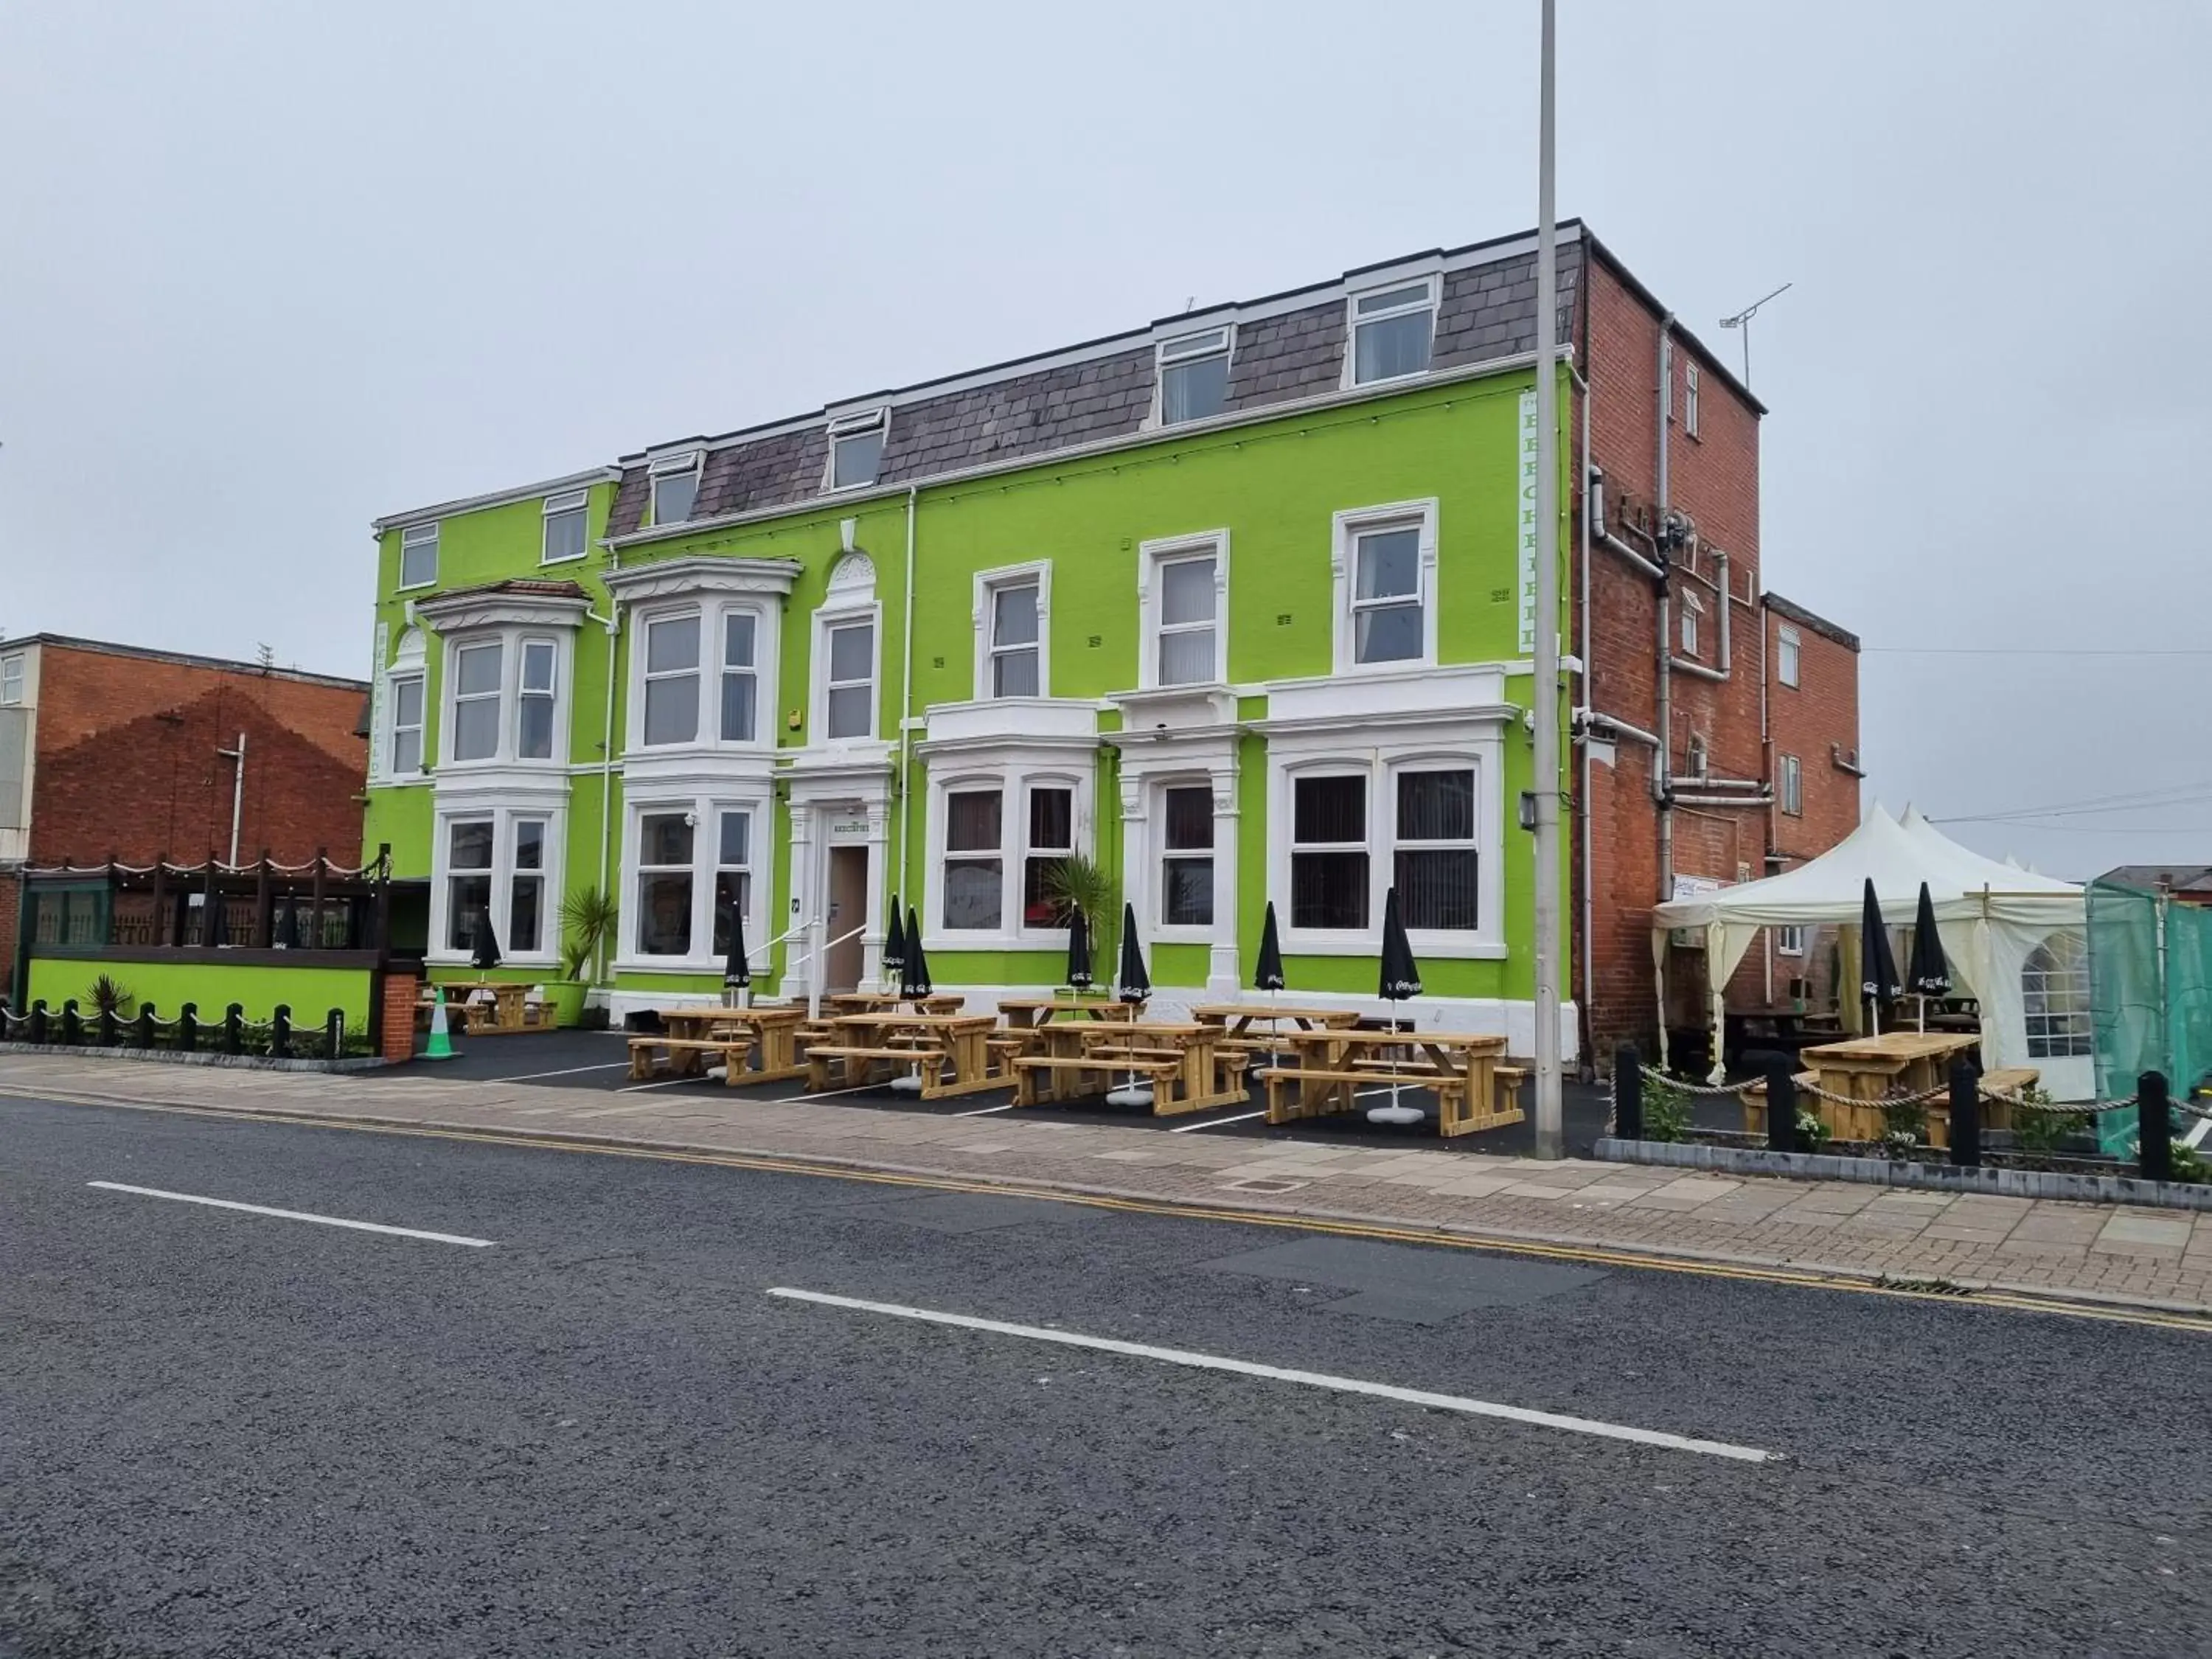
(1162, 353), (1228, 425)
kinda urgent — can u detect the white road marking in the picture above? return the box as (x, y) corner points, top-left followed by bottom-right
(496, 1061), (632, 1082)
(88, 1183), (494, 1248)
(1169, 1109), (1265, 1132)
(953, 1102), (1018, 1117)
(766, 1287), (1773, 1464)
(616, 1076), (700, 1093)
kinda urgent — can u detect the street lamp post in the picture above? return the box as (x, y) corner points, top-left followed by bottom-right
(1530, 0), (1565, 1159)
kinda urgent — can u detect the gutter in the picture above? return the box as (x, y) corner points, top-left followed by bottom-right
(896, 484), (919, 951)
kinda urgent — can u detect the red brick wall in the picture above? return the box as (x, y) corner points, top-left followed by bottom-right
(379, 967), (419, 1063)
(1575, 251), (1815, 1063)
(0, 871), (18, 1001)
(27, 644), (366, 869)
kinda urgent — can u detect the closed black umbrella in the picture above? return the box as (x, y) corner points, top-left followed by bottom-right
(1115, 901), (1150, 1005)
(900, 906), (932, 1000)
(1860, 877), (1902, 1033)
(883, 895), (905, 978)
(1065, 905), (1093, 990)
(274, 895), (299, 949)
(1253, 901), (1286, 993)
(470, 911), (502, 972)
(1906, 882), (1950, 998)
(204, 889), (228, 947)
(722, 902), (751, 997)
(1371, 887), (1425, 1125)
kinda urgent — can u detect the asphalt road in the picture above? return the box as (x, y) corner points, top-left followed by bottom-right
(3, 1094), (2206, 1658)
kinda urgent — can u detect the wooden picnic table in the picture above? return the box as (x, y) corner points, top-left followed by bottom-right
(994, 995), (1133, 1031)
(1260, 1027), (1519, 1138)
(827, 991), (967, 1016)
(1012, 1019), (1248, 1116)
(805, 1010), (1009, 1099)
(1797, 1030), (1981, 1143)
(655, 1004), (815, 1083)
(439, 980), (543, 1035)
(1190, 1004), (1363, 1037)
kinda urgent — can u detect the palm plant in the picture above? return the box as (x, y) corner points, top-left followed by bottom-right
(558, 885), (620, 984)
(86, 973), (135, 1018)
(1040, 852), (1116, 990)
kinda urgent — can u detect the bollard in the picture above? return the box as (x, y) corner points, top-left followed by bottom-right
(62, 999), (83, 1046)
(1948, 1054), (1981, 1168)
(1613, 1045), (1644, 1139)
(178, 1001), (198, 1053)
(1767, 1057), (1799, 1154)
(29, 999), (49, 1045)
(324, 1008), (345, 1060)
(2139, 1071), (2173, 1184)
(270, 1004), (293, 1060)
(97, 1005), (117, 1047)
(222, 1002), (244, 1056)
(135, 1004), (156, 1049)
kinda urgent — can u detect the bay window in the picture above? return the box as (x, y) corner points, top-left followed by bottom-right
(720, 613), (757, 742)
(636, 812), (695, 956)
(642, 613), (701, 746)
(1394, 768), (1477, 931)
(509, 818), (547, 951)
(942, 789), (1004, 931)
(1291, 775), (1369, 931)
(445, 818), (494, 950)
(1161, 785), (1214, 927)
(516, 639), (557, 759)
(1022, 786), (1073, 926)
(450, 641), (503, 762)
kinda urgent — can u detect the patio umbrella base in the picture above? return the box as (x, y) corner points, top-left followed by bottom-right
(1366, 1103), (1425, 1126)
(1107, 1084), (1155, 1107)
(890, 1074), (924, 1092)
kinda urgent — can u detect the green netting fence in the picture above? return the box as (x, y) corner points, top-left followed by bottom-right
(2088, 876), (2212, 1119)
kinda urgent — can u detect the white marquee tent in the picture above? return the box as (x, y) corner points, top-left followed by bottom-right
(1649, 804), (2093, 1099)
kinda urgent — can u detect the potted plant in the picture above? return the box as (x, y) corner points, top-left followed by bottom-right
(1039, 853), (1117, 998)
(555, 885), (619, 1029)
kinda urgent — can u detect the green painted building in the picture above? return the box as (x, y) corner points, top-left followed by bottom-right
(364, 229), (1587, 1048)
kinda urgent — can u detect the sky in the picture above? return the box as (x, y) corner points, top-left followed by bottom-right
(4, 0), (2209, 879)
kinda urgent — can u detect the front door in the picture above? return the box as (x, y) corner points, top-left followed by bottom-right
(827, 845), (868, 992)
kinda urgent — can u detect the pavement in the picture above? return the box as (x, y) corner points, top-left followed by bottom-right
(4, 1091), (2209, 1657)
(2, 1043), (2211, 1320)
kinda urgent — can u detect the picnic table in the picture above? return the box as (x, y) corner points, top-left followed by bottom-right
(804, 1010), (1009, 1099)
(827, 991), (967, 1017)
(656, 1004), (815, 1083)
(1190, 1003), (1363, 1037)
(1748, 1030), (2026, 1147)
(437, 980), (546, 1034)
(1012, 1019), (1249, 1116)
(1258, 1027), (1520, 1138)
(995, 995), (1133, 1032)
(626, 1020), (754, 1084)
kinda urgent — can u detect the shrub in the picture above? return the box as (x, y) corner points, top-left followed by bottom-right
(2167, 1144), (2209, 1186)
(2013, 1083), (2086, 1156)
(85, 974), (134, 1019)
(1641, 1072), (1691, 1141)
(1796, 1110), (1830, 1152)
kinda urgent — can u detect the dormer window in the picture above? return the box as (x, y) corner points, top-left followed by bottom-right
(649, 451), (701, 526)
(827, 408), (888, 490)
(1349, 277), (1436, 386)
(1158, 327), (1231, 425)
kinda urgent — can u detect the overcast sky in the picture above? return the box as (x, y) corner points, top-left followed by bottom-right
(4, 1), (2208, 877)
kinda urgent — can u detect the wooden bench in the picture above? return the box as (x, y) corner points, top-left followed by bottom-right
(1978, 1067), (2039, 1099)
(1259, 1065), (1467, 1125)
(804, 1045), (946, 1093)
(1013, 1053), (1180, 1108)
(626, 1034), (754, 1084)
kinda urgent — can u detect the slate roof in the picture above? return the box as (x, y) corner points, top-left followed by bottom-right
(606, 233), (1587, 540)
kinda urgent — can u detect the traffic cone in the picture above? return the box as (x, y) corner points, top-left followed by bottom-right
(422, 988), (455, 1061)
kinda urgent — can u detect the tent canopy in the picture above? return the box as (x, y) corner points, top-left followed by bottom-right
(1650, 804), (2091, 1096)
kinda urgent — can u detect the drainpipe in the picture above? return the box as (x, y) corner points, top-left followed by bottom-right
(897, 484), (919, 922)
(216, 732), (246, 866)
(587, 589), (621, 986)
(1759, 570), (1773, 1002)
(1655, 316), (1674, 905)
(1576, 362), (1595, 1065)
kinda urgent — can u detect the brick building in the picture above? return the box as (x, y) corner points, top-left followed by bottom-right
(0, 635), (369, 995)
(1568, 237), (1862, 1065)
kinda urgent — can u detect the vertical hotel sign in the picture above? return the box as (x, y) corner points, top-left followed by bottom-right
(365, 621), (389, 783)
(1516, 389), (1540, 655)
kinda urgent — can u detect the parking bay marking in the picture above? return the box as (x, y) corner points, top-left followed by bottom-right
(766, 1286), (1773, 1462)
(87, 1182), (495, 1248)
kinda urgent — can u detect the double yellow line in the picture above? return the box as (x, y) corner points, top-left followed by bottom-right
(18, 1089), (2211, 1336)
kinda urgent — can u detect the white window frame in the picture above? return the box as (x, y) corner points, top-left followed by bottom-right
(2023, 933), (2093, 1060)
(541, 489), (589, 565)
(0, 653), (24, 705)
(515, 637), (558, 760)
(1286, 769), (1371, 936)
(398, 522), (439, 591)
(1155, 325), (1234, 427)
(647, 450), (702, 528)
(815, 604), (883, 744)
(1777, 625), (1801, 689)
(506, 814), (552, 956)
(972, 560), (1052, 701)
(1684, 362), (1700, 438)
(437, 625), (573, 771)
(1343, 276), (1438, 389)
(622, 595), (780, 754)
(638, 608), (705, 749)
(824, 407), (889, 493)
(389, 672), (425, 776)
(718, 608), (761, 745)
(427, 803), (566, 968)
(1780, 753), (1803, 817)
(447, 639), (505, 764)
(1681, 590), (1702, 658)
(1390, 765), (1481, 935)
(1331, 498), (1440, 674)
(922, 762), (1091, 950)
(616, 793), (772, 973)
(1155, 779), (1218, 936)
(1138, 531), (1228, 689)
(1775, 925), (1806, 958)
